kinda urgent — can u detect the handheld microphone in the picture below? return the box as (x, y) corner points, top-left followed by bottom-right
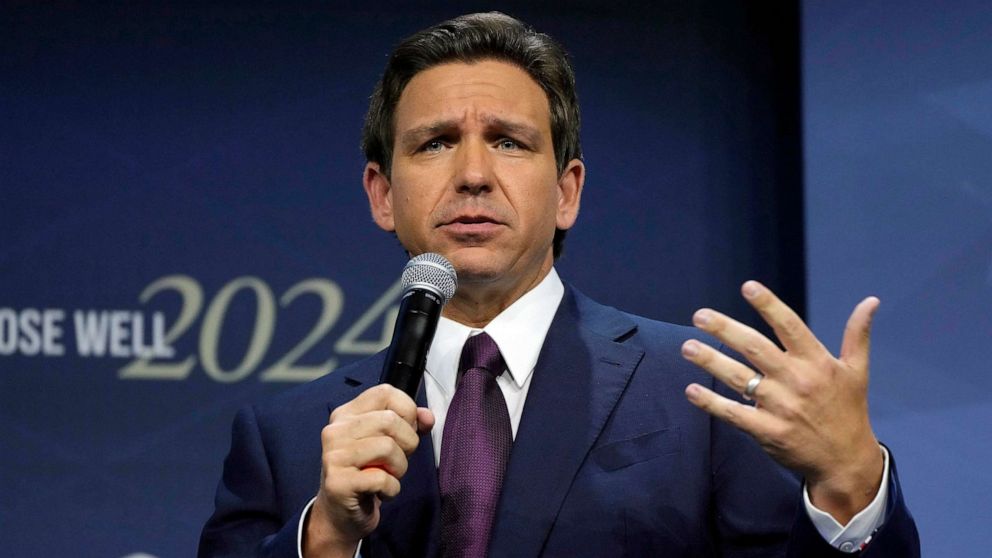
(378, 253), (457, 399)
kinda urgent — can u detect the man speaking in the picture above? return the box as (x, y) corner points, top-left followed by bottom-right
(200, 12), (919, 557)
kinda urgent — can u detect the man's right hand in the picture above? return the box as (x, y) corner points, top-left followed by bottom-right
(304, 384), (435, 557)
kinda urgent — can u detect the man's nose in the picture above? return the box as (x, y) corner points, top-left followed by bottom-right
(454, 138), (494, 195)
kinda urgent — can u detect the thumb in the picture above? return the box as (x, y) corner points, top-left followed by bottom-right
(840, 296), (880, 369)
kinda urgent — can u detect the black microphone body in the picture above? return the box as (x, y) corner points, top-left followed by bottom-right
(379, 287), (444, 399)
(378, 253), (457, 400)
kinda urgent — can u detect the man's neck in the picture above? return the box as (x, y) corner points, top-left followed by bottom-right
(442, 261), (554, 328)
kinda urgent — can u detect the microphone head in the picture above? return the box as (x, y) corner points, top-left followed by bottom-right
(401, 253), (458, 304)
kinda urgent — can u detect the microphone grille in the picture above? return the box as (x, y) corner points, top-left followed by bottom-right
(401, 253), (458, 304)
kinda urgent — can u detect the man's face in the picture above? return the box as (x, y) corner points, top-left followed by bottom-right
(364, 60), (583, 297)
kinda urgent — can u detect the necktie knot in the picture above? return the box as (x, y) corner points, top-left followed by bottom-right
(458, 332), (505, 378)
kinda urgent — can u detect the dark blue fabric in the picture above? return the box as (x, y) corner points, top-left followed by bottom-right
(198, 285), (919, 557)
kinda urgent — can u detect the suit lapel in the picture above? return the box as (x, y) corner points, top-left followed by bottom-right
(488, 287), (644, 558)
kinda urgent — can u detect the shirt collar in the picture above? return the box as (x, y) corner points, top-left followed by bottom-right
(425, 268), (565, 397)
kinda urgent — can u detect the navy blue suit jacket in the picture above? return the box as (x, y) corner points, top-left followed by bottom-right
(200, 286), (919, 557)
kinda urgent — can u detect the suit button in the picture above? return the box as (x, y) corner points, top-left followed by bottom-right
(839, 541), (856, 552)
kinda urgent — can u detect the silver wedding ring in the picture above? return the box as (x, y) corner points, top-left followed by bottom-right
(743, 372), (764, 401)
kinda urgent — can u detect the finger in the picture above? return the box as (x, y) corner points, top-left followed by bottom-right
(338, 410), (420, 455)
(840, 296), (880, 370)
(331, 384), (419, 429)
(416, 407), (435, 434)
(327, 435), (409, 478)
(351, 467), (402, 501)
(685, 383), (777, 437)
(689, 310), (787, 376)
(682, 340), (782, 404)
(741, 281), (820, 355)
(682, 339), (756, 393)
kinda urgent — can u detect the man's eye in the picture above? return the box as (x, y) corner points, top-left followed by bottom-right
(422, 139), (445, 152)
(498, 138), (519, 150)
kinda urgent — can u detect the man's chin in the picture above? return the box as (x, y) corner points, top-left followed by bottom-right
(450, 261), (503, 285)
(441, 248), (507, 284)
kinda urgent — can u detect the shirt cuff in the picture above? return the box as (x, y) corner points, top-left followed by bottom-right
(297, 497), (363, 558)
(803, 445), (891, 553)
(297, 497), (317, 558)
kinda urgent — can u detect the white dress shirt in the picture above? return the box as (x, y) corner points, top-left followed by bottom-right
(423, 266), (563, 463)
(298, 267), (888, 555)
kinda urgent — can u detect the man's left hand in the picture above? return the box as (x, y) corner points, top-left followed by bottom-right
(681, 280), (885, 525)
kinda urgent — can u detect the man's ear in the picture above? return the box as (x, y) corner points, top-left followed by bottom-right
(363, 162), (396, 232)
(555, 158), (585, 230)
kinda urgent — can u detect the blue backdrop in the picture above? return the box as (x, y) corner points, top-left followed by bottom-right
(22, 1), (990, 556)
(804, 1), (992, 556)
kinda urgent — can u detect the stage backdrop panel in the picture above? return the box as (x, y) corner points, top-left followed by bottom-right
(804, 1), (992, 555)
(2, 2), (802, 556)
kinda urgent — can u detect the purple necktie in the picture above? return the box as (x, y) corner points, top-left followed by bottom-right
(439, 332), (512, 558)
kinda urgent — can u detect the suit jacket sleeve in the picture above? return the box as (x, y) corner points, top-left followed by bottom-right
(786, 448), (920, 557)
(198, 405), (303, 558)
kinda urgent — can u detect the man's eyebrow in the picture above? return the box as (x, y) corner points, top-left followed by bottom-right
(398, 120), (458, 149)
(397, 117), (544, 149)
(482, 116), (542, 145)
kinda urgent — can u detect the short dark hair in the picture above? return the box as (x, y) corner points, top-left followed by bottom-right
(361, 12), (582, 259)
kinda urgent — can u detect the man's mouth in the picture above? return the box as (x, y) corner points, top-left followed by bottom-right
(453, 215), (497, 224)
(439, 214), (504, 236)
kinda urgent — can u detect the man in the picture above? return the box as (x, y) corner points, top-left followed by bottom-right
(200, 13), (919, 557)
